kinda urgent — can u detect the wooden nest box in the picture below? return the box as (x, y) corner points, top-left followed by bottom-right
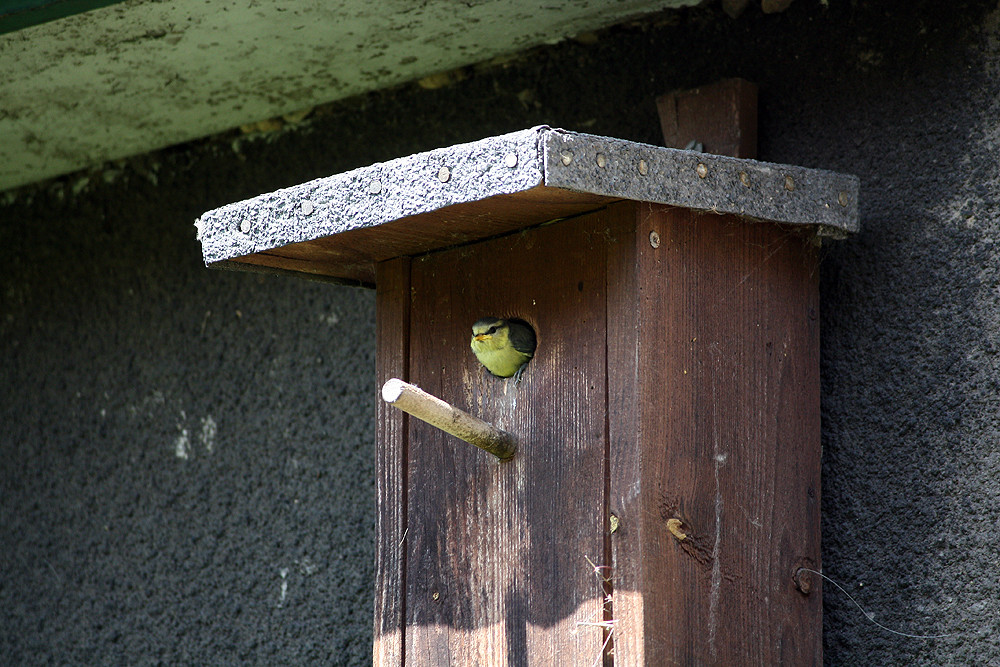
(198, 124), (858, 665)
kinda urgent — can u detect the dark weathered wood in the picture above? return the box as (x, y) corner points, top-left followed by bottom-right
(192, 124), (841, 665)
(657, 78), (759, 158)
(402, 211), (611, 665)
(607, 201), (822, 664)
(374, 257), (411, 667)
(604, 201), (648, 664)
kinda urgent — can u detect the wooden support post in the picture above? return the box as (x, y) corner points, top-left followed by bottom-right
(656, 78), (759, 158)
(373, 257), (410, 667)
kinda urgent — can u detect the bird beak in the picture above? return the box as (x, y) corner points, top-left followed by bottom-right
(474, 334), (489, 341)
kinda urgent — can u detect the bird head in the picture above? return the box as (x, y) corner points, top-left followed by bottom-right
(471, 317), (510, 351)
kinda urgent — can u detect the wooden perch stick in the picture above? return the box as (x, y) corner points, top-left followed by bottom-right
(380, 378), (517, 461)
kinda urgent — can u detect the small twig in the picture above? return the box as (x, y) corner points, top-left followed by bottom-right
(381, 378), (517, 460)
(578, 555), (615, 667)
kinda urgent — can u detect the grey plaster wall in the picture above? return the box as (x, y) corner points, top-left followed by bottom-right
(2, 0), (999, 664)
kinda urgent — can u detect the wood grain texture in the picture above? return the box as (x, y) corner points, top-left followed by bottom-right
(403, 212), (611, 665)
(608, 201), (822, 665)
(656, 78), (759, 158)
(374, 257), (411, 667)
(375, 201), (822, 665)
(604, 202), (646, 665)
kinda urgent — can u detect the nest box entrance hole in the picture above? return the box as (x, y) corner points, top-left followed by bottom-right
(375, 198), (822, 665)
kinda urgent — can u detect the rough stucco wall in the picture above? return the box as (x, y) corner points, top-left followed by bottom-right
(2, 0), (999, 664)
(809, 5), (1000, 662)
(0, 190), (379, 661)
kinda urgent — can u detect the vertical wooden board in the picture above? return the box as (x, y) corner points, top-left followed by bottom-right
(656, 206), (821, 664)
(609, 204), (821, 665)
(374, 257), (411, 667)
(403, 212), (611, 665)
(605, 201), (651, 665)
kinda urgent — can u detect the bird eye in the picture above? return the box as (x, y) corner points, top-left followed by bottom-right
(487, 326), (498, 334)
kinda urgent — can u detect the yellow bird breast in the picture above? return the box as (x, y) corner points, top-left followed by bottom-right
(471, 342), (528, 377)
(470, 318), (535, 379)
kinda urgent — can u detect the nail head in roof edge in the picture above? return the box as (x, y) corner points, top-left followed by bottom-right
(195, 126), (858, 281)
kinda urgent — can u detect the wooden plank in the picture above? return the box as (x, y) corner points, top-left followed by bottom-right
(604, 200), (649, 665)
(402, 211), (611, 665)
(656, 78), (759, 158)
(374, 257), (411, 667)
(224, 185), (615, 285)
(608, 202), (822, 664)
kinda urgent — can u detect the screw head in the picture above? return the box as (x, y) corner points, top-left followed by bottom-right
(838, 190), (849, 207)
(784, 175), (796, 191)
(794, 568), (813, 595)
(696, 163), (708, 179)
(239, 219), (251, 233)
(437, 166), (451, 183)
(739, 171), (751, 188)
(369, 179), (383, 195)
(596, 153), (607, 168)
(649, 230), (660, 248)
(301, 200), (314, 215)
(638, 159), (649, 175)
(504, 152), (518, 168)
(560, 151), (573, 166)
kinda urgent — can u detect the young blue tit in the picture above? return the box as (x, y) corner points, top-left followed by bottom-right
(470, 317), (536, 380)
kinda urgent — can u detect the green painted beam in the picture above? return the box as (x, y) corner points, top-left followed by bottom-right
(0, 0), (699, 192)
(0, 0), (124, 35)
